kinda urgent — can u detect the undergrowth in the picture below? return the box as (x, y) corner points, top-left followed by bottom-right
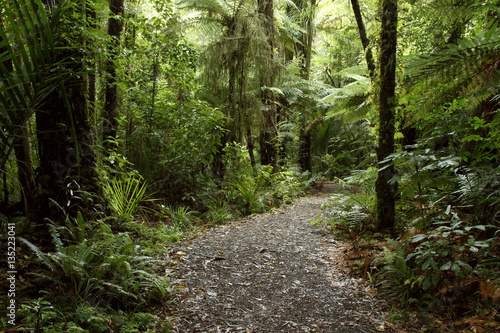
(315, 160), (500, 332)
(0, 144), (313, 332)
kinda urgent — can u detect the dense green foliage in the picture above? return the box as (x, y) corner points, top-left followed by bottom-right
(0, 0), (499, 331)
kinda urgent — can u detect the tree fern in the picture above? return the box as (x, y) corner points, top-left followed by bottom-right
(404, 23), (500, 118)
(0, 0), (64, 170)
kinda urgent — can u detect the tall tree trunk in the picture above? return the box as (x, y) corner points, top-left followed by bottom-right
(292, 0), (317, 173)
(247, 128), (256, 170)
(149, 54), (159, 133)
(298, 127), (312, 173)
(293, 0), (315, 80)
(350, 0), (376, 80)
(258, 0), (279, 171)
(37, 0), (99, 223)
(103, 0), (125, 151)
(375, 0), (398, 231)
(124, 5), (138, 154)
(87, 2), (97, 118)
(211, 20), (237, 185)
(13, 127), (36, 215)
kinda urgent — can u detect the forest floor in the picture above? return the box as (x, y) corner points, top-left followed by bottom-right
(163, 184), (405, 332)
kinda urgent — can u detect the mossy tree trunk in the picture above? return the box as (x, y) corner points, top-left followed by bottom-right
(258, 0), (279, 171)
(350, 0), (376, 80)
(292, 0), (317, 174)
(375, 0), (398, 231)
(103, 0), (125, 151)
(36, 0), (99, 223)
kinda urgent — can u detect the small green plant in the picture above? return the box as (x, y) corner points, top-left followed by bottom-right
(103, 172), (151, 219)
(407, 212), (490, 290)
(268, 169), (306, 205)
(18, 298), (61, 333)
(312, 192), (375, 239)
(232, 179), (265, 215)
(376, 239), (420, 305)
(204, 198), (233, 224)
(161, 204), (196, 232)
(376, 207), (493, 310)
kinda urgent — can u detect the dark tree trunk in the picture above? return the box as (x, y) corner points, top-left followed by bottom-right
(103, 0), (125, 150)
(36, 52), (97, 221)
(258, 0), (279, 171)
(292, 0), (317, 173)
(247, 128), (256, 170)
(149, 55), (159, 133)
(375, 0), (398, 231)
(36, 0), (99, 223)
(293, 0), (316, 80)
(213, 133), (227, 188)
(211, 20), (237, 185)
(13, 127), (36, 215)
(298, 127), (312, 173)
(124, 7), (138, 154)
(259, 128), (274, 167)
(350, 0), (376, 80)
(87, 2), (97, 118)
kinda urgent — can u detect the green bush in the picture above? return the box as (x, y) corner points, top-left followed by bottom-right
(17, 211), (174, 332)
(376, 212), (495, 309)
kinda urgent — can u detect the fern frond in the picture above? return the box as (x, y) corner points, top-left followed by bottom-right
(177, 0), (228, 16)
(48, 223), (65, 254)
(405, 27), (500, 116)
(0, 0), (64, 169)
(19, 237), (57, 271)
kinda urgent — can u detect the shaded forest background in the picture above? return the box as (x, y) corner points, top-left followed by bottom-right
(0, 0), (499, 331)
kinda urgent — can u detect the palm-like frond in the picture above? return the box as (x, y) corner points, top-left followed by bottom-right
(178, 0), (228, 14)
(404, 25), (500, 117)
(0, 0), (64, 169)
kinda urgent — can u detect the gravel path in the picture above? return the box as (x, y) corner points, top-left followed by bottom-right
(167, 191), (394, 332)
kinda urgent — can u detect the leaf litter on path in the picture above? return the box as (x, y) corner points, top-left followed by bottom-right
(166, 194), (399, 332)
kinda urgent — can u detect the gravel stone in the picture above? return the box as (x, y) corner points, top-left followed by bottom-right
(168, 190), (395, 332)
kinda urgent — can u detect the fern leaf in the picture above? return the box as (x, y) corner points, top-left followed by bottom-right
(19, 237), (56, 271)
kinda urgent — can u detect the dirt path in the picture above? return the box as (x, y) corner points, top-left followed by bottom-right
(167, 191), (394, 332)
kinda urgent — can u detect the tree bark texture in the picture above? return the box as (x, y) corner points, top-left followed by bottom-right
(293, 0), (316, 80)
(36, 49), (97, 218)
(298, 128), (313, 173)
(13, 127), (36, 215)
(103, 0), (125, 150)
(36, 0), (99, 222)
(291, 0), (317, 173)
(258, 0), (279, 171)
(87, 2), (97, 117)
(350, 0), (376, 80)
(375, 0), (398, 230)
(247, 128), (256, 170)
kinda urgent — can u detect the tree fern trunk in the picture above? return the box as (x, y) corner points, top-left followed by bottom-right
(103, 0), (124, 151)
(258, 0), (279, 171)
(375, 0), (397, 231)
(298, 128), (312, 173)
(293, 0), (317, 173)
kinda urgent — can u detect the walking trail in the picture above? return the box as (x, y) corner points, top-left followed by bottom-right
(167, 188), (397, 332)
